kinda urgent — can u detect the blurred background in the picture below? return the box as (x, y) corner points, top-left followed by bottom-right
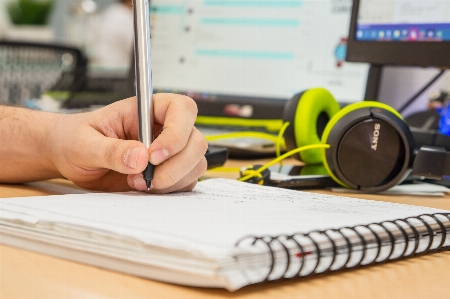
(0, 0), (135, 108)
(0, 0), (449, 118)
(0, 0), (132, 67)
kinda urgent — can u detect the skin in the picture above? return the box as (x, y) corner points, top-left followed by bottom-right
(122, 0), (133, 9)
(0, 94), (208, 194)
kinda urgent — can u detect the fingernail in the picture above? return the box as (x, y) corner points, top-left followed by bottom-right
(134, 176), (150, 191)
(150, 149), (169, 165)
(124, 147), (141, 169)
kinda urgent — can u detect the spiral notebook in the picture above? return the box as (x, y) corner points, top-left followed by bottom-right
(0, 179), (449, 291)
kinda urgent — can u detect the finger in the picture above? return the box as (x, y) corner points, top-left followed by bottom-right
(76, 131), (150, 175)
(128, 156), (207, 193)
(151, 128), (207, 189)
(74, 171), (133, 192)
(154, 156), (207, 193)
(174, 181), (198, 192)
(91, 97), (140, 141)
(148, 94), (198, 165)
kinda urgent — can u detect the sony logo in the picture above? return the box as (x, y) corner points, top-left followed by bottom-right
(371, 123), (381, 151)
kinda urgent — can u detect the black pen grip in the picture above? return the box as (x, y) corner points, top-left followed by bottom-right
(143, 163), (155, 190)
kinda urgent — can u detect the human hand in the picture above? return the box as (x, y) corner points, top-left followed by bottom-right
(48, 94), (208, 193)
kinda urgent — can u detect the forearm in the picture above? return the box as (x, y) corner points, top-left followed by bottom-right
(0, 106), (63, 183)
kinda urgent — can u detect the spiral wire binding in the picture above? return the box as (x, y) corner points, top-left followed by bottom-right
(235, 213), (450, 284)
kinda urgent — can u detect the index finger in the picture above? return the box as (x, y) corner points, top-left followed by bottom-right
(149, 93), (198, 163)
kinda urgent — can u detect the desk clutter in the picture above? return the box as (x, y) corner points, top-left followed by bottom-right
(0, 179), (449, 291)
(0, 40), (87, 105)
(205, 88), (450, 194)
(0, 40), (135, 108)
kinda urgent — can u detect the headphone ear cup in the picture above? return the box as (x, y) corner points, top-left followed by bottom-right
(282, 88), (340, 164)
(321, 101), (415, 192)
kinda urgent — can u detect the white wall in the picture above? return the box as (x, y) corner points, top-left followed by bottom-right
(379, 67), (450, 117)
(0, 0), (10, 38)
(0, 0), (117, 41)
(50, 0), (116, 42)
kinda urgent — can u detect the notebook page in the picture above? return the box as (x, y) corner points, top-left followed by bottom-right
(0, 179), (447, 256)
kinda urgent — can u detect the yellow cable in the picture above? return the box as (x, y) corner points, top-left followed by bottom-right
(208, 167), (241, 172)
(238, 144), (330, 182)
(196, 116), (283, 132)
(276, 121), (290, 161)
(205, 131), (286, 148)
(205, 123), (329, 184)
(240, 169), (264, 185)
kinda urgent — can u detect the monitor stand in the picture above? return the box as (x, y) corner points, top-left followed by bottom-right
(364, 64), (383, 101)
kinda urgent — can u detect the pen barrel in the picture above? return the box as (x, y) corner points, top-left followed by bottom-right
(134, 0), (154, 148)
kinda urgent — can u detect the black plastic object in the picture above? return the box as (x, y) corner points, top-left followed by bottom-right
(324, 107), (415, 192)
(413, 146), (450, 179)
(205, 145), (228, 169)
(239, 164), (271, 185)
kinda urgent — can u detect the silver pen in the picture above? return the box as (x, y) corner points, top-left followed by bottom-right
(133, 0), (154, 190)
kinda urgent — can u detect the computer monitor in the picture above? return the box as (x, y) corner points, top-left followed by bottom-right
(347, 0), (450, 68)
(149, 0), (369, 119)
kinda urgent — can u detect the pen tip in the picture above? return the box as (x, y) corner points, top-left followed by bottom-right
(145, 179), (151, 190)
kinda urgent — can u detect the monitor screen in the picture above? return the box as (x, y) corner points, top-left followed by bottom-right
(356, 0), (450, 42)
(149, 0), (369, 119)
(347, 0), (450, 67)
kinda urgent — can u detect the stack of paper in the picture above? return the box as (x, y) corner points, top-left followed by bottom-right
(1, 179), (449, 291)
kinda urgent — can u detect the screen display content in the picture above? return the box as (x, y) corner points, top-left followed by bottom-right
(356, 0), (450, 42)
(149, 0), (369, 113)
(347, 0), (450, 70)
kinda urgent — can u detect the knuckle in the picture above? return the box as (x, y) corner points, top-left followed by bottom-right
(163, 128), (188, 152)
(192, 128), (208, 154)
(172, 128), (187, 143)
(179, 95), (198, 116)
(198, 156), (208, 175)
(153, 170), (177, 190)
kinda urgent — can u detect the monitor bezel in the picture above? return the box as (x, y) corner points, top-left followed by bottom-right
(346, 0), (450, 68)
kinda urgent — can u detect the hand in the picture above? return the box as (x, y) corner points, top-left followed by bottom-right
(48, 94), (208, 193)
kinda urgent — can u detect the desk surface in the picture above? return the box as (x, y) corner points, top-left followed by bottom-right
(1, 162), (450, 299)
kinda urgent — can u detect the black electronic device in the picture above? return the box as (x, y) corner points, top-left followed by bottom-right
(347, 0), (450, 68)
(240, 164), (337, 189)
(281, 88), (450, 192)
(205, 145), (228, 169)
(267, 164), (338, 189)
(346, 0), (450, 101)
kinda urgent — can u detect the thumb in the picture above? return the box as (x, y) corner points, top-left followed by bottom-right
(81, 135), (149, 174)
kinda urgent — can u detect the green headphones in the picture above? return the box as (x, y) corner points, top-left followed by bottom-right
(282, 88), (416, 192)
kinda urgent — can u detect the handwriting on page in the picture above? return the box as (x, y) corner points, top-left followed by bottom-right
(190, 179), (424, 215)
(0, 179), (444, 250)
(136, 178), (443, 247)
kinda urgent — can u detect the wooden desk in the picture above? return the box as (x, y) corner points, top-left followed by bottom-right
(1, 168), (450, 299)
